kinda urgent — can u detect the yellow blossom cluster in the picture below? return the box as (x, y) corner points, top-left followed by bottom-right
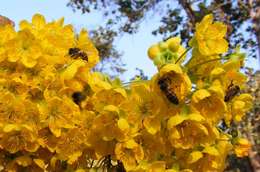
(0, 14), (253, 172)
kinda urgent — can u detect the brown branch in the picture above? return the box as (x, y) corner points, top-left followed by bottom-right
(178, 0), (196, 26)
(247, 0), (260, 66)
(246, 130), (260, 172)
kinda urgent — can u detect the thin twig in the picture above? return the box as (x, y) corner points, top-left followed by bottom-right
(175, 47), (192, 64)
(188, 57), (224, 71)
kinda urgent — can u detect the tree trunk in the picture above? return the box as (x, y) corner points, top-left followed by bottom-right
(249, 0), (260, 67)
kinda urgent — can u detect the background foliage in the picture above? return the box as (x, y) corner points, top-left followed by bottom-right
(67, 0), (260, 75)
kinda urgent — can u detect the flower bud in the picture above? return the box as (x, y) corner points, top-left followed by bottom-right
(166, 37), (181, 52)
(158, 42), (168, 51)
(148, 44), (161, 60)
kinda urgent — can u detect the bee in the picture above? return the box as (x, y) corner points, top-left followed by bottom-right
(71, 84), (92, 109)
(72, 91), (86, 108)
(115, 160), (126, 172)
(158, 75), (179, 105)
(224, 82), (240, 102)
(68, 47), (88, 61)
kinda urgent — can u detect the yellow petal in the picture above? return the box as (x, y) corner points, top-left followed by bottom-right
(118, 118), (130, 131)
(103, 105), (119, 114)
(125, 139), (138, 149)
(214, 38), (228, 54)
(192, 89), (211, 103)
(33, 159), (45, 169)
(238, 93), (253, 102)
(32, 14), (46, 28)
(21, 56), (37, 68)
(19, 20), (31, 30)
(187, 151), (203, 164)
(167, 114), (187, 129)
(233, 100), (245, 110)
(160, 64), (183, 75)
(203, 146), (219, 156)
(68, 151), (82, 164)
(169, 127), (181, 139)
(149, 161), (166, 172)
(75, 169), (86, 172)
(15, 156), (32, 167)
(61, 60), (85, 80)
(195, 123), (209, 135)
(50, 156), (58, 168)
(213, 22), (227, 37)
(143, 117), (161, 135)
(49, 117), (61, 137)
(114, 88), (127, 98)
(196, 14), (213, 33)
(210, 67), (225, 77)
(3, 124), (20, 132)
(188, 113), (205, 122)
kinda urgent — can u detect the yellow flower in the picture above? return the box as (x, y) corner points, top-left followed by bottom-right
(153, 64), (191, 104)
(0, 91), (26, 123)
(191, 89), (226, 124)
(148, 161), (166, 172)
(210, 61), (247, 91)
(10, 29), (42, 68)
(115, 140), (144, 171)
(0, 25), (16, 62)
(92, 87), (127, 111)
(37, 128), (58, 153)
(190, 14), (228, 56)
(182, 143), (231, 172)
(32, 14), (46, 29)
(0, 24), (16, 45)
(56, 128), (85, 164)
(139, 130), (166, 161)
(0, 124), (39, 153)
(168, 114), (218, 149)
(143, 115), (162, 135)
(38, 96), (79, 137)
(226, 93), (253, 123)
(124, 81), (166, 124)
(234, 138), (251, 157)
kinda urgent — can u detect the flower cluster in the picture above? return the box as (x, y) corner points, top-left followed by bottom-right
(0, 14), (252, 172)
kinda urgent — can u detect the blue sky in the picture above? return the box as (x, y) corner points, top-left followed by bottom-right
(1, 0), (258, 81)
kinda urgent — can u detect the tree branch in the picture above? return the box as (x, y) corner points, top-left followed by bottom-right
(178, 0), (196, 26)
(247, 0), (260, 66)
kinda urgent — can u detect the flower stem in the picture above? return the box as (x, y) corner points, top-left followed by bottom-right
(175, 47), (192, 64)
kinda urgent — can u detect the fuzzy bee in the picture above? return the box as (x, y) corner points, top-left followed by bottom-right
(158, 75), (179, 105)
(72, 91), (86, 108)
(224, 82), (240, 102)
(68, 47), (88, 61)
(115, 160), (126, 172)
(71, 84), (92, 109)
